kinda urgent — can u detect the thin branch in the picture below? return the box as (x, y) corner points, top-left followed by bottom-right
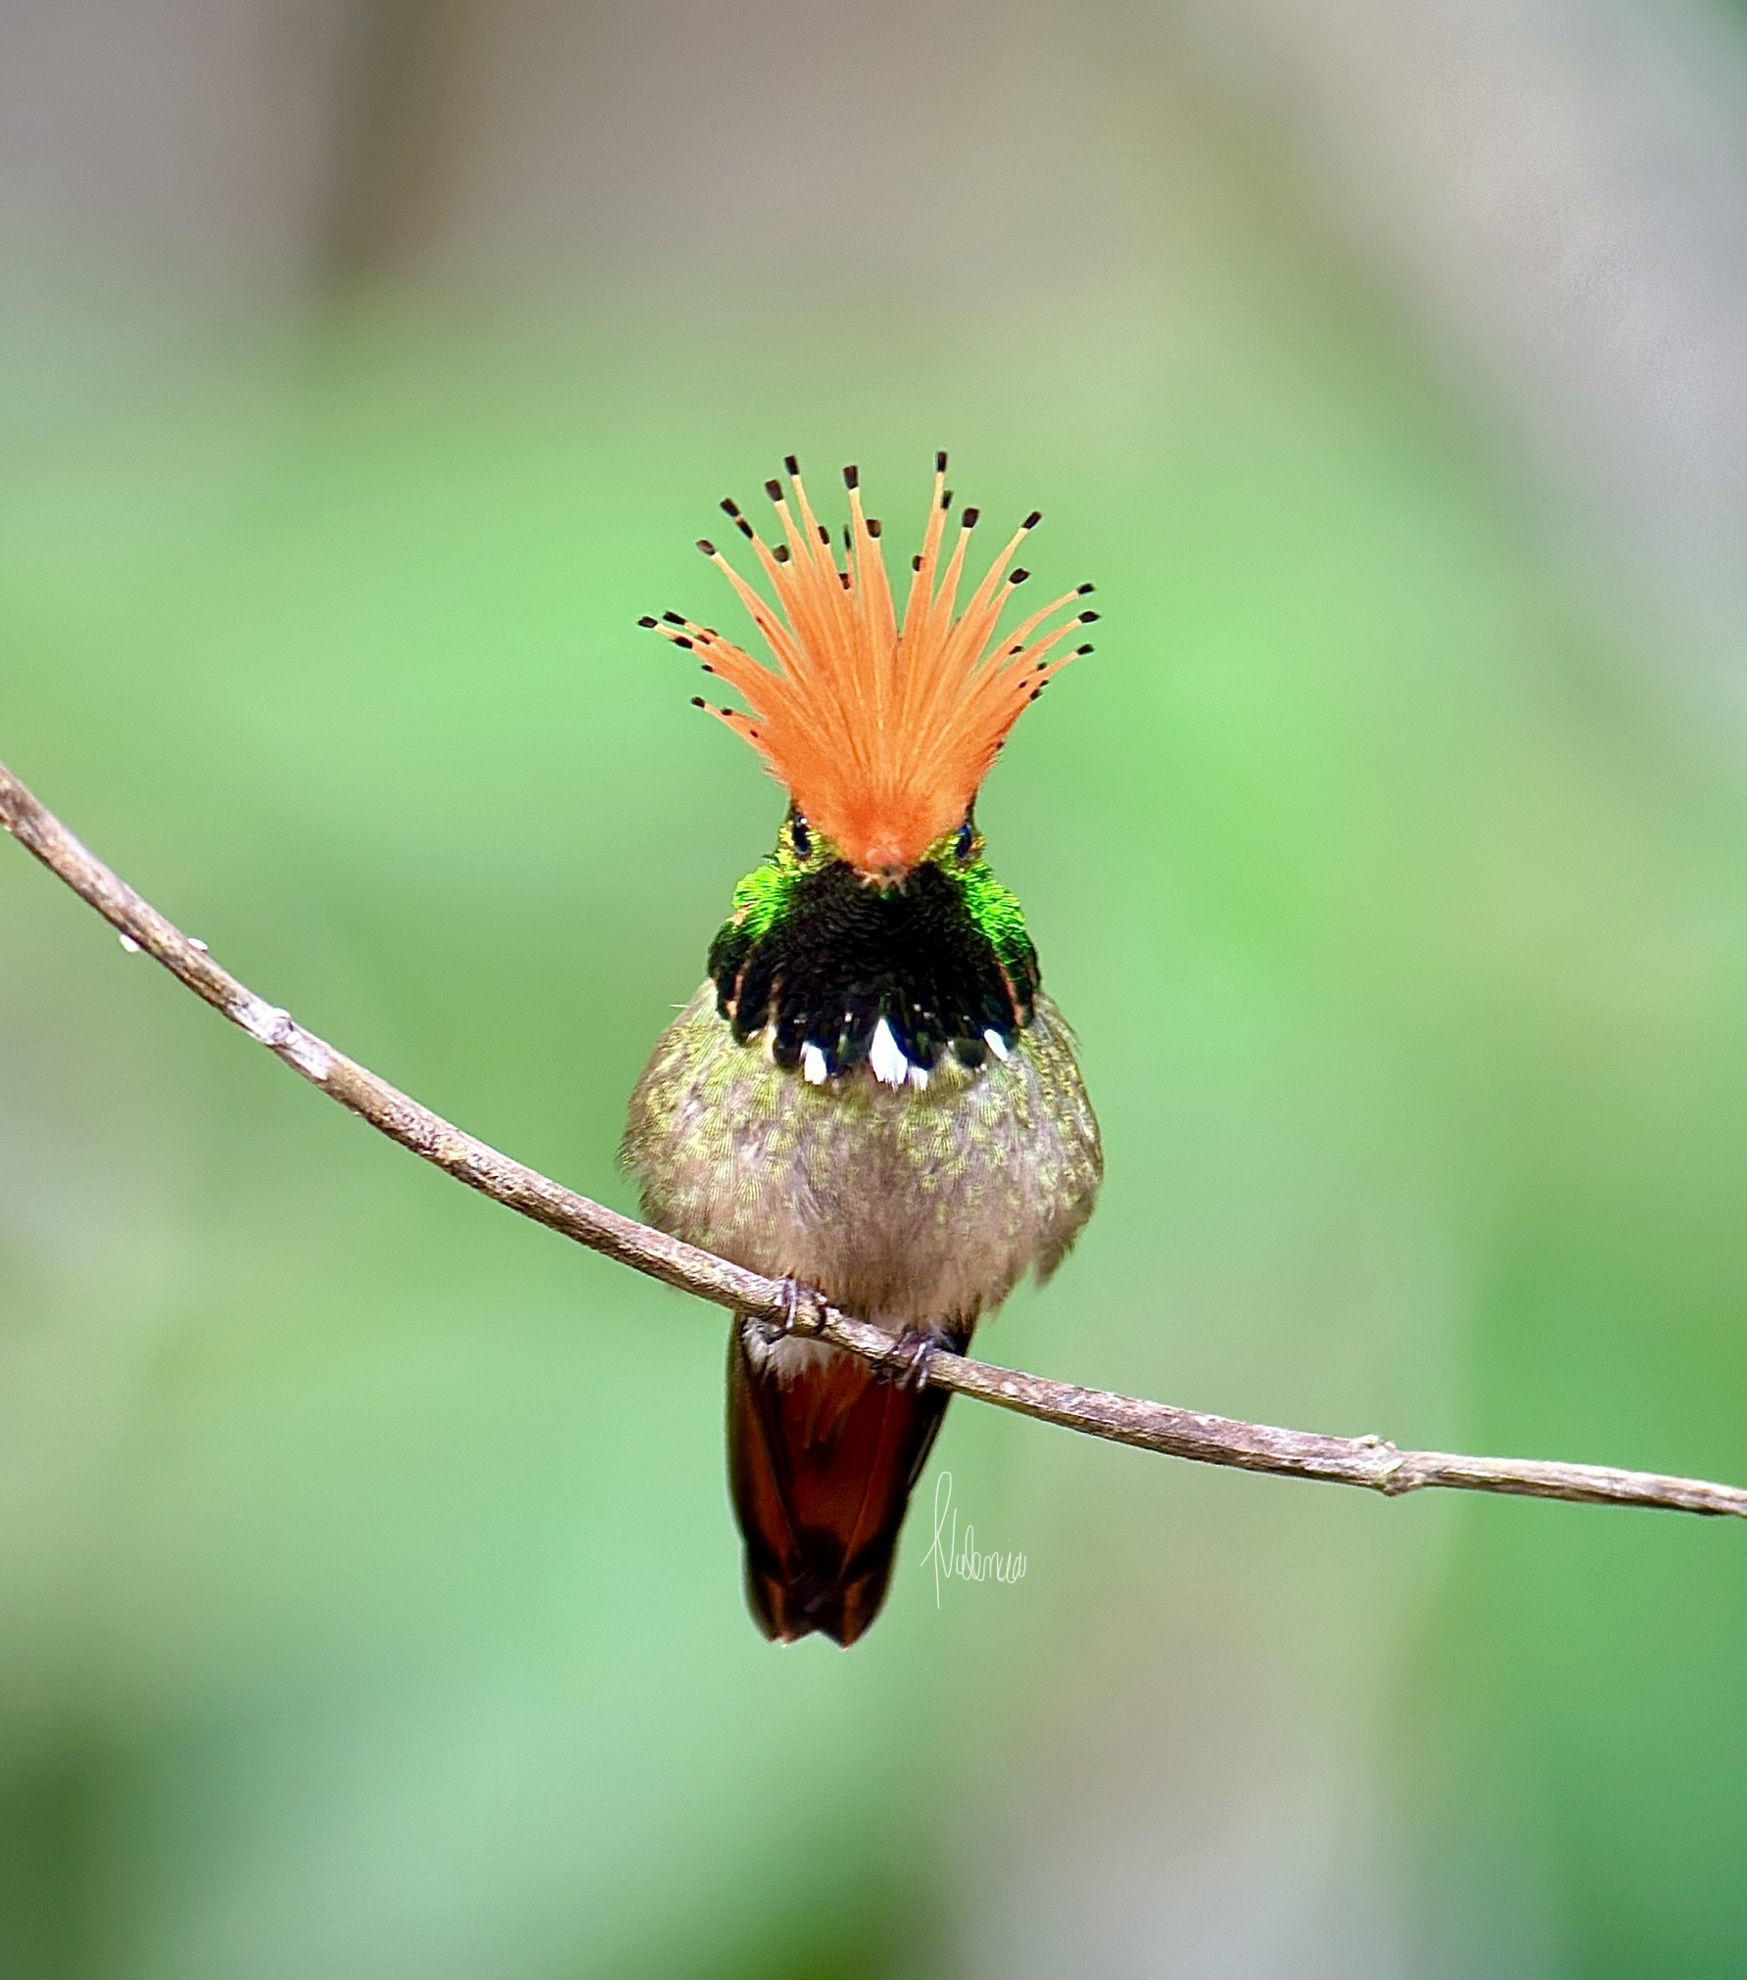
(3, 753), (1744, 1522)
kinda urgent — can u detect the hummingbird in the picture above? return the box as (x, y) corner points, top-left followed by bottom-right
(621, 454), (1102, 1645)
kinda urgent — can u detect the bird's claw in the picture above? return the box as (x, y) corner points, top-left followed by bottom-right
(758, 1276), (808, 1347)
(886, 1327), (937, 1393)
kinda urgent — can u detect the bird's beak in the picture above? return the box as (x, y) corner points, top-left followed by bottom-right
(854, 860), (912, 890)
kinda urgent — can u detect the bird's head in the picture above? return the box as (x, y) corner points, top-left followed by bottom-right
(643, 455), (1095, 1087)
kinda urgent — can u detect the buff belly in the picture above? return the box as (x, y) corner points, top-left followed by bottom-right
(622, 982), (1102, 1338)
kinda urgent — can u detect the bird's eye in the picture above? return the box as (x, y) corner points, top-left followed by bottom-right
(955, 820), (975, 863)
(791, 811), (812, 858)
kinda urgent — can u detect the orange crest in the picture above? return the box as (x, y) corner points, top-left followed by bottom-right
(642, 455), (1095, 877)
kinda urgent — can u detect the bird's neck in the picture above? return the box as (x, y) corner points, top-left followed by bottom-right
(707, 856), (1039, 1080)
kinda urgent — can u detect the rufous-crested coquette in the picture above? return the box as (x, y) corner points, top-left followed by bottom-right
(621, 454), (1101, 1645)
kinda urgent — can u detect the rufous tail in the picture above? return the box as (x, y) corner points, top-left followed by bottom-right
(726, 1317), (966, 1646)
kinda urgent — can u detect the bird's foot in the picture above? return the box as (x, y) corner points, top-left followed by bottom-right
(884, 1326), (938, 1393)
(758, 1276), (812, 1347)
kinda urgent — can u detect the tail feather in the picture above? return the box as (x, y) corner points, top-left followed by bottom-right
(727, 1317), (964, 1645)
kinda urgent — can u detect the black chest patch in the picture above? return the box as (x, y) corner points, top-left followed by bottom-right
(708, 861), (1040, 1077)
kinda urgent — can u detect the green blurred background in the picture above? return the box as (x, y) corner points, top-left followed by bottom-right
(4, 2), (1747, 1974)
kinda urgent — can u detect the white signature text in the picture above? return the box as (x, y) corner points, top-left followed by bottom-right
(919, 1469), (1028, 1608)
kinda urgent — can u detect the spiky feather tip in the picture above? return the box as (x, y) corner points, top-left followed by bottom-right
(641, 454), (1096, 878)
